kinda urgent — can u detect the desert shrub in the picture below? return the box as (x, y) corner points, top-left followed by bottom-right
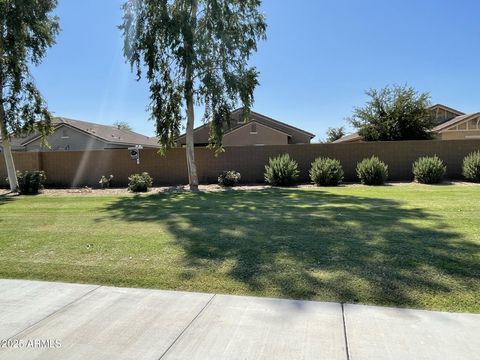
(264, 154), (299, 186)
(218, 170), (241, 187)
(128, 172), (152, 192)
(99, 175), (114, 189)
(412, 155), (446, 184)
(462, 151), (480, 182)
(309, 157), (344, 186)
(356, 156), (388, 185)
(15, 170), (46, 195)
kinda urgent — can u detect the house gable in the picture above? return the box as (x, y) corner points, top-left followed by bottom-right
(223, 121), (290, 146)
(23, 124), (109, 152)
(19, 117), (160, 151)
(429, 104), (465, 125)
(432, 113), (480, 140)
(176, 109), (314, 146)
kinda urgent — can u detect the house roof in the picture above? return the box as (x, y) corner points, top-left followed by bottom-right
(333, 104), (474, 142)
(176, 109), (315, 141)
(20, 117), (160, 148)
(431, 113), (480, 133)
(428, 104), (465, 116)
(224, 120), (292, 138)
(332, 132), (362, 143)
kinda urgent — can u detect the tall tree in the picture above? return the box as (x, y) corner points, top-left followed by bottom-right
(0, 0), (59, 191)
(121, 0), (266, 191)
(325, 126), (345, 143)
(350, 85), (434, 141)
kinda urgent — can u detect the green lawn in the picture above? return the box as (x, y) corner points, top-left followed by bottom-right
(0, 185), (479, 312)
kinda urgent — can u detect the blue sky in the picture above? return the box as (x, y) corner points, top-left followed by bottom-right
(32, 0), (480, 140)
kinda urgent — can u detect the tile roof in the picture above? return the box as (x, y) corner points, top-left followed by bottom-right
(431, 113), (480, 133)
(428, 104), (465, 116)
(21, 117), (160, 148)
(176, 109), (315, 140)
(332, 132), (362, 143)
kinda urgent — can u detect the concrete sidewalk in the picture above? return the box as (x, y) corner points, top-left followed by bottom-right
(0, 279), (478, 359)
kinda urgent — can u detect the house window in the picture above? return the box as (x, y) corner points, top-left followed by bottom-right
(250, 123), (257, 134)
(61, 129), (69, 139)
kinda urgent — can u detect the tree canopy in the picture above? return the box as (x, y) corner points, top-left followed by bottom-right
(325, 126), (345, 143)
(0, 0), (60, 139)
(121, 0), (266, 190)
(350, 85), (434, 141)
(113, 120), (133, 131)
(0, 0), (60, 190)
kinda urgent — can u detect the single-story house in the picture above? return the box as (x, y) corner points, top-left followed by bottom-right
(334, 104), (480, 143)
(176, 109), (315, 147)
(2, 117), (159, 152)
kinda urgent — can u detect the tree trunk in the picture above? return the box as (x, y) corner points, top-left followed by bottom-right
(185, 90), (199, 191)
(0, 33), (18, 191)
(0, 107), (18, 191)
(184, 0), (199, 192)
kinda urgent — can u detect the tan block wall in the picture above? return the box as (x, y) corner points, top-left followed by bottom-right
(1, 139), (480, 187)
(0, 152), (41, 185)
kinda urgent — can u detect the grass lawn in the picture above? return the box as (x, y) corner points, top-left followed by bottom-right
(0, 185), (478, 313)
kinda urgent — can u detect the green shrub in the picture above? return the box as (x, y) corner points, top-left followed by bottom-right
(356, 156), (388, 185)
(15, 170), (46, 195)
(309, 157), (344, 186)
(218, 170), (241, 187)
(99, 175), (114, 189)
(412, 155), (446, 184)
(462, 151), (480, 182)
(264, 154), (299, 186)
(128, 172), (152, 192)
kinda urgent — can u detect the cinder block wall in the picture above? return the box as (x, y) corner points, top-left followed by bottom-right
(0, 152), (42, 186)
(1, 140), (479, 187)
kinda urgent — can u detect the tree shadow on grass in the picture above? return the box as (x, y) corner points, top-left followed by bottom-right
(99, 189), (479, 309)
(0, 194), (16, 205)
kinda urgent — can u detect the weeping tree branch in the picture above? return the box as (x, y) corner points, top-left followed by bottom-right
(120, 0), (266, 189)
(0, 0), (59, 190)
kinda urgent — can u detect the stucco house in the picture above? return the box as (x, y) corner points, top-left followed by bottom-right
(334, 104), (480, 143)
(3, 117), (159, 152)
(176, 109), (315, 147)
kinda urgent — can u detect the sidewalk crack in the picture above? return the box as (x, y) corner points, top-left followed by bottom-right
(341, 303), (351, 360)
(158, 293), (216, 359)
(8, 285), (102, 339)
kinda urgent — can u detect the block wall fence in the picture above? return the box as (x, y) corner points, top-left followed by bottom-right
(1, 139), (479, 187)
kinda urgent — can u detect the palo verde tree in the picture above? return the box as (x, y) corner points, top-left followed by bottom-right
(0, 0), (59, 191)
(120, 0), (266, 190)
(349, 84), (435, 141)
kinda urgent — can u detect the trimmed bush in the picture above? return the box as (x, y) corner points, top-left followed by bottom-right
(218, 170), (241, 187)
(128, 172), (152, 192)
(309, 157), (344, 186)
(356, 156), (388, 185)
(412, 155), (446, 184)
(16, 170), (46, 195)
(462, 151), (480, 183)
(264, 154), (299, 186)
